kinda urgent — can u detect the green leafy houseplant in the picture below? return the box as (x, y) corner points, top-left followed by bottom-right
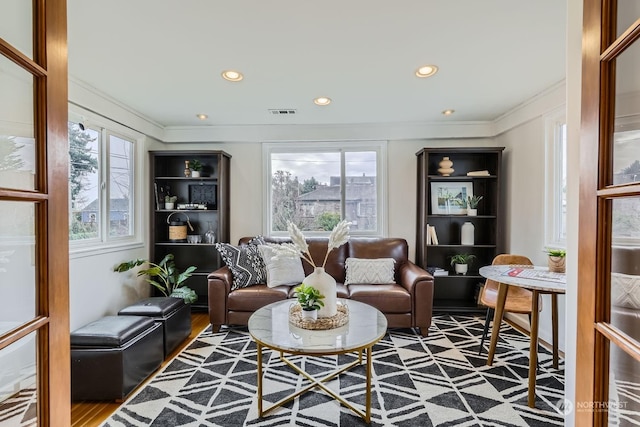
(449, 253), (477, 266)
(546, 248), (566, 257)
(449, 253), (476, 275)
(467, 195), (483, 209)
(190, 159), (203, 171)
(165, 195), (177, 203)
(294, 283), (325, 311)
(114, 254), (198, 303)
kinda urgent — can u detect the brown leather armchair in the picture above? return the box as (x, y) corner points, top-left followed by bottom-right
(208, 237), (434, 336)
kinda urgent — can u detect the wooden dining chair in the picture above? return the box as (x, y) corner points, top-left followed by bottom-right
(477, 254), (541, 354)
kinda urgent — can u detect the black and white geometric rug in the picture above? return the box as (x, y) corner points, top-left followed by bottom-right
(102, 315), (566, 427)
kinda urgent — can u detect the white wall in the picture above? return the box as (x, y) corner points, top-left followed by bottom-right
(495, 111), (567, 352)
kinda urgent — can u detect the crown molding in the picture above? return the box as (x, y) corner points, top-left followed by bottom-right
(68, 76), (566, 144)
(161, 120), (496, 143)
(68, 76), (165, 140)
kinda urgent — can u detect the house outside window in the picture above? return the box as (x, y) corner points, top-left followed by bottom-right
(263, 141), (387, 236)
(68, 108), (143, 252)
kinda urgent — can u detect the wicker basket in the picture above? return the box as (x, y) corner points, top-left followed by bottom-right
(289, 303), (349, 330)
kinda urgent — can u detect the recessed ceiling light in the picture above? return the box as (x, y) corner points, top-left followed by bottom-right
(196, 114), (208, 120)
(415, 65), (439, 78)
(221, 70), (243, 82)
(314, 97), (331, 106)
(442, 109), (455, 116)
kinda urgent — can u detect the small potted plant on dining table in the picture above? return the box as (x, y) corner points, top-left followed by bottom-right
(450, 253), (477, 275)
(546, 248), (566, 273)
(294, 283), (325, 320)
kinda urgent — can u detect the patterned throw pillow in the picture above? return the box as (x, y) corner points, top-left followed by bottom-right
(345, 257), (396, 285)
(611, 272), (640, 309)
(215, 239), (267, 290)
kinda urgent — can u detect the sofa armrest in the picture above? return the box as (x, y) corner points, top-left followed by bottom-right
(208, 266), (232, 331)
(398, 262), (434, 335)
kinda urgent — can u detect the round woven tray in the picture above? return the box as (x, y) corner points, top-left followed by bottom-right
(289, 303), (349, 330)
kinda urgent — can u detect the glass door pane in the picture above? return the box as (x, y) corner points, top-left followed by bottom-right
(0, 55), (35, 192)
(608, 342), (640, 425)
(0, 331), (37, 426)
(0, 0), (33, 58)
(612, 33), (640, 186)
(0, 201), (36, 324)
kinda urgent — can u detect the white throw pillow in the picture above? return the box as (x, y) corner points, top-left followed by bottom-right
(258, 245), (305, 288)
(611, 272), (640, 309)
(345, 257), (396, 285)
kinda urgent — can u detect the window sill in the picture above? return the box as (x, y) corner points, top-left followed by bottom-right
(69, 240), (145, 259)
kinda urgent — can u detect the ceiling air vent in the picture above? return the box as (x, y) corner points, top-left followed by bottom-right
(269, 109), (297, 115)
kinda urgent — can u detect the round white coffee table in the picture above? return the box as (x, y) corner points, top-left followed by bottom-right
(248, 299), (387, 423)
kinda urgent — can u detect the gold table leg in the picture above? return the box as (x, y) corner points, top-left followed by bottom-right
(256, 347), (373, 423)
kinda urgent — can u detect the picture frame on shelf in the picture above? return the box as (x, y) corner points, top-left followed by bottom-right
(430, 181), (473, 215)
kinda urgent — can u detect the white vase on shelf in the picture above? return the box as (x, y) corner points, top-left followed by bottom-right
(461, 221), (475, 245)
(467, 208), (477, 216)
(304, 267), (337, 318)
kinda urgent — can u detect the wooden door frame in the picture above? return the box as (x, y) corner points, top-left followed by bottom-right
(44, 0), (70, 425)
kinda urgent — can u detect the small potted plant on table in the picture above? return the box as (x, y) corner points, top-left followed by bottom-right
(546, 248), (566, 273)
(294, 283), (325, 320)
(450, 253), (477, 275)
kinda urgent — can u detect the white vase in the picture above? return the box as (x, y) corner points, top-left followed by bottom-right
(461, 221), (475, 245)
(191, 170), (201, 178)
(165, 202), (175, 210)
(467, 208), (477, 216)
(455, 263), (468, 275)
(304, 267), (337, 317)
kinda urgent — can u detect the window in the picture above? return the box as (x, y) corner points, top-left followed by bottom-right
(545, 108), (567, 249)
(68, 109), (142, 250)
(263, 141), (387, 236)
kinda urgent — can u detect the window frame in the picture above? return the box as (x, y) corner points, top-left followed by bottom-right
(544, 107), (567, 251)
(263, 141), (388, 237)
(68, 106), (144, 256)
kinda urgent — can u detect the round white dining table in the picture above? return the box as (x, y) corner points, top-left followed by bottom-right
(479, 264), (566, 408)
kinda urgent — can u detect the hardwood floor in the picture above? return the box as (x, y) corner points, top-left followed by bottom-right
(70, 312), (210, 427)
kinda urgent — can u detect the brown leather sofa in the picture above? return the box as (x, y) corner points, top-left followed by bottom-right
(208, 237), (434, 336)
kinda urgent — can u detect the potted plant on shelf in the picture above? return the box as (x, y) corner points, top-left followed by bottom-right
(114, 254), (198, 304)
(449, 253), (477, 275)
(190, 159), (203, 178)
(294, 283), (325, 320)
(466, 195), (483, 216)
(165, 195), (177, 210)
(546, 248), (566, 273)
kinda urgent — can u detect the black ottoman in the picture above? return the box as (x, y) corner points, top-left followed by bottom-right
(71, 315), (163, 401)
(118, 297), (191, 358)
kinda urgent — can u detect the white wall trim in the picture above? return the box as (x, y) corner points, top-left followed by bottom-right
(493, 80), (567, 137)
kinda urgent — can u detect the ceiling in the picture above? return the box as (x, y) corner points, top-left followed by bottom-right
(67, 1), (567, 129)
